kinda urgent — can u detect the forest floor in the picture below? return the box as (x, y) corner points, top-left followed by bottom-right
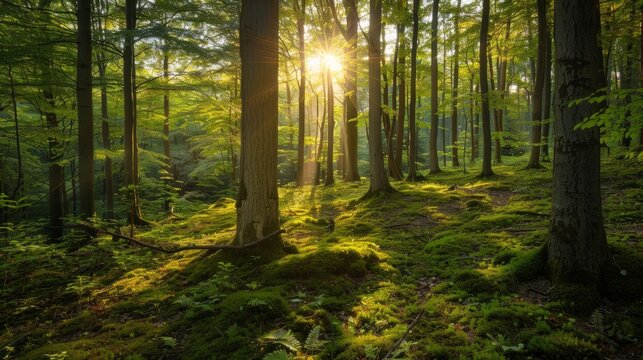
(1, 155), (642, 359)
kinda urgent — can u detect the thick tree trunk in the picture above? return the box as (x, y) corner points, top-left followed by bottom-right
(451, 0), (461, 167)
(548, 0), (609, 289)
(496, 18), (511, 164)
(343, 0), (360, 182)
(527, 0), (547, 169)
(77, 0), (94, 220)
(236, 0), (282, 250)
(366, 0), (392, 194)
(429, 0), (441, 174)
(123, 0), (144, 224)
(407, 0), (420, 181)
(479, 0), (494, 177)
(296, 0), (307, 186)
(96, 0), (113, 220)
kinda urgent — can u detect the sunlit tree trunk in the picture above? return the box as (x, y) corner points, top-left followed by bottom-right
(396, 20), (406, 177)
(366, 0), (392, 194)
(343, 0), (360, 182)
(479, 0), (494, 177)
(429, 0), (441, 174)
(548, 0), (608, 289)
(236, 0), (282, 250)
(163, 48), (172, 212)
(527, 0), (547, 169)
(407, 0), (420, 181)
(296, 0), (307, 186)
(451, 0), (461, 167)
(325, 68), (335, 185)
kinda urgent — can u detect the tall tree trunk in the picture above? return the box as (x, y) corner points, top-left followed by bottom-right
(451, 0), (461, 167)
(548, 0), (609, 289)
(296, 0), (307, 186)
(495, 17), (511, 164)
(343, 0), (360, 182)
(236, 0), (282, 251)
(442, 25), (447, 167)
(527, 0), (547, 169)
(163, 48), (172, 212)
(382, 27), (395, 178)
(96, 0), (113, 220)
(8, 66), (23, 201)
(77, 0), (95, 221)
(407, 0), (420, 181)
(489, 52), (501, 163)
(45, 91), (65, 242)
(389, 24), (402, 179)
(123, 0), (144, 224)
(396, 21), (406, 177)
(479, 0), (494, 177)
(366, 0), (392, 194)
(429, 0), (441, 174)
(325, 69), (335, 185)
(541, 28), (553, 161)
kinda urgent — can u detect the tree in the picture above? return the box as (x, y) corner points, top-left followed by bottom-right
(123, 0), (145, 225)
(527, 0), (547, 169)
(451, 0), (461, 167)
(366, 0), (392, 194)
(428, 0), (441, 174)
(407, 0), (421, 181)
(395, 8), (407, 178)
(295, 0), (307, 186)
(547, 0), (609, 289)
(77, 0), (94, 221)
(343, 0), (360, 182)
(325, 66), (335, 185)
(235, 0), (282, 249)
(479, 0), (494, 177)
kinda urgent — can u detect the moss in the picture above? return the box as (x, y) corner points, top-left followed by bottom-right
(492, 249), (517, 265)
(503, 247), (546, 282)
(548, 284), (601, 315)
(603, 244), (643, 301)
(453, 270), (498, 295)
(214, 287), (289, 325)
(527, 332), (600, 359)
(59, 310), (102, 336)
(465, 199), (490, 210)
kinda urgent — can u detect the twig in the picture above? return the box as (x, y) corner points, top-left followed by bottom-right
(71, 222), (284, 254)
(382, 309), (425, 359)
(527, 288), (549, 297)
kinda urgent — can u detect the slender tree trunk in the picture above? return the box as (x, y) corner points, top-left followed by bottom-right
(123, 0), (144, 224)
(236, 0), (282, 251)
(343, 0), (360, 181)
(548, 0), (609, 289)
(541, 29), (553, 162)
(296, 0), (307, 186)
(479, 0), (494, 177)
(639, 4), (643, 148)
(77, 0), (95, 220)
(470, 77), (476, 162)
(45, 92), (65, 242)
(389, 24), (402, 179)
(8, 66), (23, 201)
(366, 0), (392, 194)
(163, 49), (172, 212)
(527, 0), (547, 169)
(382, 27), (395, 178)
(496, 17), (511, 164)
(489, 52), (501, 163)
(407, 0), (420, 181)
(325, 69), (335, 185)
(96, 0), (113, 220)
(396, 21), (406, 177)
(441, 26), (447, 167)
(451, 0), (461, 167)
(429, 0), (441, 174)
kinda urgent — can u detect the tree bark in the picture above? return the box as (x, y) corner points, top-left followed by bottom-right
(407, 0), (420, 181)
(527, 0), (547, 169)
(77, 0), (95, 221)
(325, 68), (335, 185)
(343, 0), (360, 182)
(123, 0), (144, 224)
(163, 48), (172, 212)
(479, 0), (494, 177)
(45, 91), (65, 242)
(396, 21), (406, 177)
(366, 0), (392, 194)
(429, 0), (441, 174)
(236, 0), (282, 251)
(451, 0), (461, 167)
(96, 0), (113, 220)
(548, 0), (609, 289)
(296, 0), (307, 186)
(541, 27), (552, 162)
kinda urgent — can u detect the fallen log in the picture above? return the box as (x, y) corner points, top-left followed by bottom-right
(71, 222), (284, 254)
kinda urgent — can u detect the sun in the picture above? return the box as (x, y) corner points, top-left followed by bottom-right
(308, 52), (343, 74)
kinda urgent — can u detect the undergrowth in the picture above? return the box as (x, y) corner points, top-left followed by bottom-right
(1, 155), (641, 359)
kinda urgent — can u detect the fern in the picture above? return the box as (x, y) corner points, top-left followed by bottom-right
(261, 328), (301, 352)
(262, 349), (290, 360)
(304, 325), (326, 353)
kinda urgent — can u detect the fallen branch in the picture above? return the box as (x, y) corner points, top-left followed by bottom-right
(382, 309), (425, 359)
(71, 222), (284, 254)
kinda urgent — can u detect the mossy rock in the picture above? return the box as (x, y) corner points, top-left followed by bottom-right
(527, 332), (600, 359)
(453, 270), (498, 295)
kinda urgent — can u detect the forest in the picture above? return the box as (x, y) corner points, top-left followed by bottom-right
(0, 0), (642, 358)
